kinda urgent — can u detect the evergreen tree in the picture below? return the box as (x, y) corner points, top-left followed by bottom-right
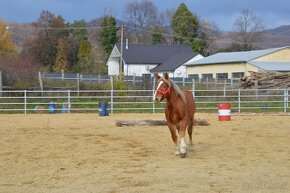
(171, 3), (199, 45)
(53, 40), (69, 72)
(67, 19), (88, 70)
(151, 27), (165, 44)
(100, 16), (117, 59)
(73, 39), (92, 73)
(192, 32), (208, 55)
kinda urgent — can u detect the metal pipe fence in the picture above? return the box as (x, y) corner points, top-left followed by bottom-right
(0, 88), (289, 114)
(41, 72), (240, 89)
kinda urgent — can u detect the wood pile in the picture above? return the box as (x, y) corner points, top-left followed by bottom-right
(116, 118), (210, 127)
(240, 71), (290, 89)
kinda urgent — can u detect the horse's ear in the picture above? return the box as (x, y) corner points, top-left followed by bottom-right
(154, 74), (161, 81)
(163, 73), (169, 80)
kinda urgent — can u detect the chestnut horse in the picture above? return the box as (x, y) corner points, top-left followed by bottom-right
(153, 73), (196, 158)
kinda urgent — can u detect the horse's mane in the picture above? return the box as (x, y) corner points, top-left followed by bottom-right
(163, 78), (186, 103)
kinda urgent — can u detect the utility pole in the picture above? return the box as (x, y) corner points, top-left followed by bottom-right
(0, 71), (2, 97)
(120, 25), (124, 74)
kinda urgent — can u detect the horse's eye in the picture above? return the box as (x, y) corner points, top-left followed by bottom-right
(163, 85), (167, 88)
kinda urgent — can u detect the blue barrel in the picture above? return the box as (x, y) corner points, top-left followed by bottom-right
(99, 102), (109, 116)
(48, 103), (57, 114)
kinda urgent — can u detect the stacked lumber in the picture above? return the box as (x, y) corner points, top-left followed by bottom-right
(240, 71), (290, 89)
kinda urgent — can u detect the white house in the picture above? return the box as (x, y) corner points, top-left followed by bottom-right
(106, 43), (203, 77)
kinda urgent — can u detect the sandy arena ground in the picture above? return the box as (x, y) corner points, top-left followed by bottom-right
(0, 113), (289, 193)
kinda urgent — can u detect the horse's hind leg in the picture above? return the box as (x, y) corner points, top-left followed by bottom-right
(187, 119), (194, 151)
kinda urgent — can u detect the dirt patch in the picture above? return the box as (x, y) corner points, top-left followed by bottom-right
(0, 113), (289, 193)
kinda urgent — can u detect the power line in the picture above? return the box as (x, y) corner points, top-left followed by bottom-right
(1, 25), (121, 30)
(2, 24), (290, 46)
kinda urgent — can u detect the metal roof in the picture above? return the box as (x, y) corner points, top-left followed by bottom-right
(150, 52), (198, 73)
(248, 61), (290, 72)
(116, 43), (193, 64)
(186, 46), (290, 66)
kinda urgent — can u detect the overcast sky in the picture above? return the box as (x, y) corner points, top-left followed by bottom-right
(1, 0), (290, 31)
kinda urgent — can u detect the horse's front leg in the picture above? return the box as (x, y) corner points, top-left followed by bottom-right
(187, 118), (194, 151)
(167, 122), (180, 155)
(179, 119), (188, 158)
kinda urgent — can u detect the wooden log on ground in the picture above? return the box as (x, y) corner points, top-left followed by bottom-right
(116, 120), (167, 127)
(116, 118), (210, 127)
(193, 117), (210, 126)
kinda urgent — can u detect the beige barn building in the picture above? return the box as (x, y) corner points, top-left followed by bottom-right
(185, 46), (290, 80)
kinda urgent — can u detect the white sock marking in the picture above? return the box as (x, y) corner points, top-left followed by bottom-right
(180, 137), (187, 154)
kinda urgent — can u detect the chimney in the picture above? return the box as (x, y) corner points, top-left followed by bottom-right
(126, 38), (128, 49)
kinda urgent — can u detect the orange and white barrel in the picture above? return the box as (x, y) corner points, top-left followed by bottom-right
(218, 103), (231, 121)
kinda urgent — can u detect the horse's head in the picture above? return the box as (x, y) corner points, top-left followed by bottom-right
(153, 73), (171, 103)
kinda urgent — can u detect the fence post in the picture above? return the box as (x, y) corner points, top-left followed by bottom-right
(24, 90), (27, 115)
(152, 79), (156, 113)
(287, 88), (289, 108)
(192, 79), (195, 97)
(238, 89), (241, 114)
(284, 88), (288, 114)
(110, 76), (114, 114)
(61, 70), (64, 80)
(182, 77), (185, 87)
(98, 74), (101, 84)
(77, 73), (80, 96)
(0, 71), (2, 97)
(223, 80), (226, 98)
(68, 90), (71, 114)
(254, 81), (259, 100)
(38, 71), (43, 96)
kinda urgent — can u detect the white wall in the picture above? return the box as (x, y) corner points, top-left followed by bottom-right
(124, 64), (157, 76)
(108, 58), (119, 75)
(107, 46), (121, 76)
(173, 54), (204, 77)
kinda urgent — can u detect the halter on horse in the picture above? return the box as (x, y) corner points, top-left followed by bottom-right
(153, 73), (196, 158)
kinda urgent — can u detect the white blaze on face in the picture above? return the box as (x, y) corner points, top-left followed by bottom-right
(153, 80), (164, 101)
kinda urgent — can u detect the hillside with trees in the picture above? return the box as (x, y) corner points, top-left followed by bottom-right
(1, 0), (289, 90)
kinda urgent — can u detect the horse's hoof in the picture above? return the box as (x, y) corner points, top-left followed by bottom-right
(174, 151), (180, 156)
(189, 145), (194, 151)
(180, 153), (186, 158)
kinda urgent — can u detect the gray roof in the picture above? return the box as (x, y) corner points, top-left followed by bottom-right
(248, 61), (290, 72)
(116, 43), (193, 64)
(150, 52), (198, 73)
(186, 46), (290, 66)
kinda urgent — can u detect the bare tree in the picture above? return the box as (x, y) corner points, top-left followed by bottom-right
(159, 9), (174, 27)
(123, 0), (158, 43)
(194, 20), (221, 55)
(158, 9), (175, 43)
(232, 9), (265, 50)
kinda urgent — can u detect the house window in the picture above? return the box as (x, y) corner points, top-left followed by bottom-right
(188, 74), (199, 80)
(232, 72), (244, 79)
(202, 73), (213, 80)
(216, 73), (228, 80)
